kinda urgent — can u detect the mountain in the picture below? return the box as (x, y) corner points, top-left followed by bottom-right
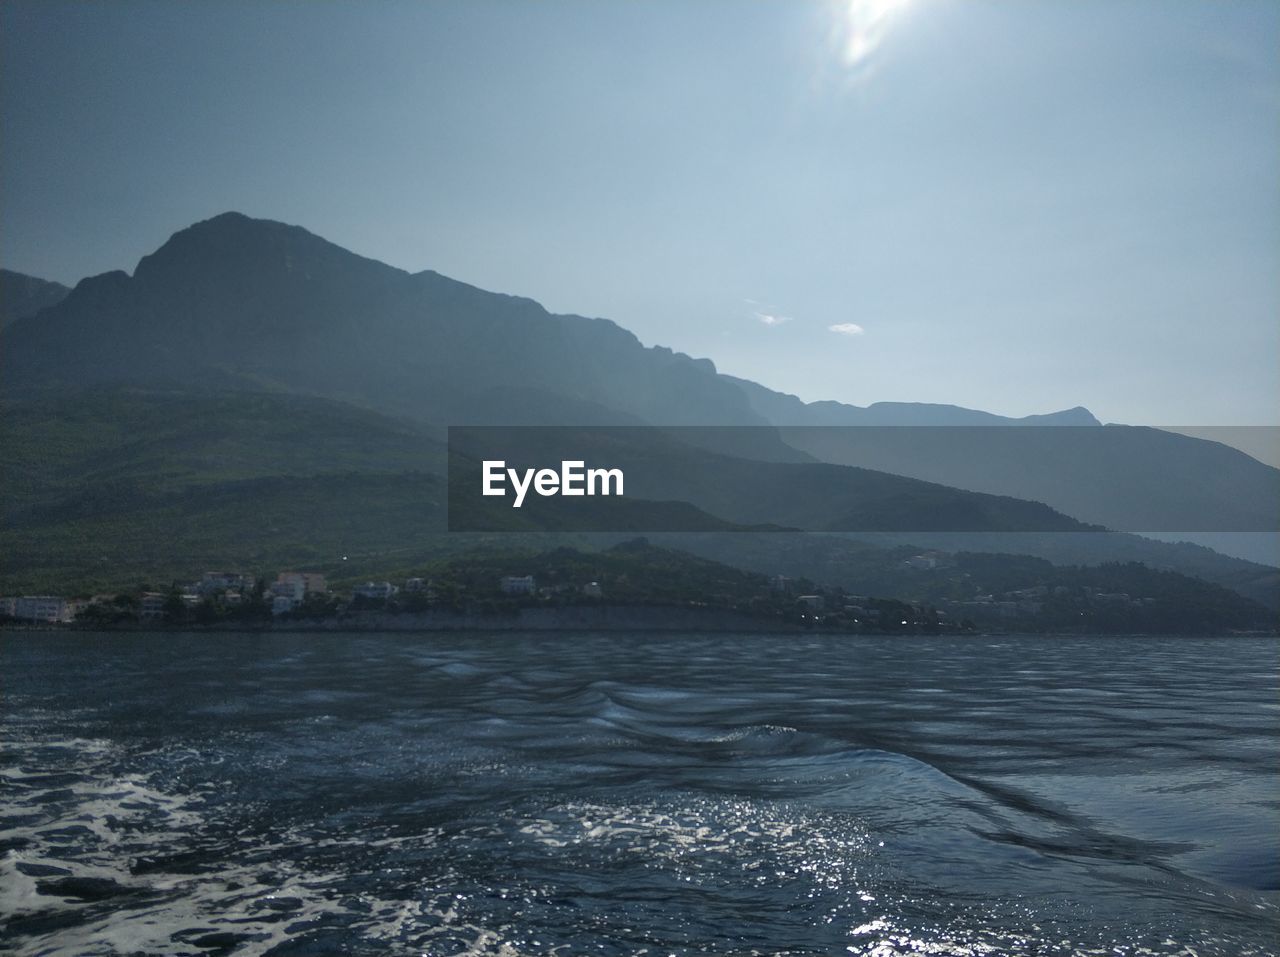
(724, 374), (1100, 427)
(0, 212), (1108, 434)
(1, 387), (1094, 594)
(1, 212), (1274, 606)
(723, 373), (1279, 546)
(662, 533), (1275, 629)
(2, 387), (1270, 621)
(448, 425), (1098, 534)
(757, 531), (1280, 611)
(0, 269), (70, 329)
(774, 423), (1278, 534)
(0, 388), (446, 592)
(0, 213), (762, 427)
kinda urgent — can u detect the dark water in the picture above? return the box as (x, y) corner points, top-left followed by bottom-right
(1, 633), (1276, 956)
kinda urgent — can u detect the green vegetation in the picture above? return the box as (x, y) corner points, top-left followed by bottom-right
(1, 471), (452, 595)
(2, 388), (444, 503)
(3, 213), (1274, 635)
(410, 538), (792, 612)
(1, 388), (1274, 634)
(1, 389), (447, 593)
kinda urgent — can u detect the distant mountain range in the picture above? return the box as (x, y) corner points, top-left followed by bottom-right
(725, 377), (1278, 551)
(4, 386), (1274, 611)
(1, 212), (1275, 607)
(1, 212), (1108, 430)
(726, 375), (1101, 427)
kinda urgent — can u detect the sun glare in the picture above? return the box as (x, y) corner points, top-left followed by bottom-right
(838, 0), (912, 71)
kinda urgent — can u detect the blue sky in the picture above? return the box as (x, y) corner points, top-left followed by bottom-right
(2, 0), (1277, 426)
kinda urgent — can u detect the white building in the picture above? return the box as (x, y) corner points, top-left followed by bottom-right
(276, 571), (326, 596)
(272, 594), (299, 615)
(354, 581), (398, 600)
(140, 593), (167, 620)
(500, 575), (535, 595)
(272, 577), (306, 603)
(11, 596), (73, 623)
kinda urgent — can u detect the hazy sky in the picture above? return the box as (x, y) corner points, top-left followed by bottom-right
(2, 0), (1277, 425)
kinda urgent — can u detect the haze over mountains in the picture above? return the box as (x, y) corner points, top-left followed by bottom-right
(2, 213), (757, 428)
(0, 268), (69, 329)
(726, 376), (1101, 428)
(1, 212), (1116, 431)
(2, 212), (1276, 603)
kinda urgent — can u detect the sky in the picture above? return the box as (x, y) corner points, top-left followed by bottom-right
(2, 0), (1277, 427)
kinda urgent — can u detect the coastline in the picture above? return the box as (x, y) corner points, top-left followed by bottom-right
(4, 604), (1273, 637)
(1, 604), (801, 634)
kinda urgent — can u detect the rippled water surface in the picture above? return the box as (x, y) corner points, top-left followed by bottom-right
(1, 632), (1277, 956)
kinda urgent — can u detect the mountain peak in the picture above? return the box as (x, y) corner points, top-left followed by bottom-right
(131, 211), (405, 293)
(140, 211), (308, 261)
(198, 210), (255, 226)
(177, 211), (325, 244)
(1021, 406), (1100, 426)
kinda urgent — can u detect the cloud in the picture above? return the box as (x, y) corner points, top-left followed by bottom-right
(756, 312), (793, 327)
(828, 322), (865, 336)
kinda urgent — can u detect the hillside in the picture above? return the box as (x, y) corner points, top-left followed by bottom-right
(672, 531), (1280, 613)
(337, 539), (1275, 636)
(0, 388), (445, 592)
(0, 213), (761, 427)
(0, 268), (70, 329)
(728, 377), (1279, 539)
(2, 388), (1094, 593)
(449, 425), (1096, 533)
(4, 213), (1270, 534)
(1, 212), (1274, 613)
(724, 374), (1101, 427)
(3, 386), (1274, 618)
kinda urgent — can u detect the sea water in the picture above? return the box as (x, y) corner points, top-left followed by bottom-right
(1, 632), (1276, 955)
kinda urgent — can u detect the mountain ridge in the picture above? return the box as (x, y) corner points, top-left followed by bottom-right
(4, 384), (1275, 613)
(1, 212), (1093, 428)
(0, 268), (71, 330)
(723, 374), (1100, 427)
(1, 211), (1274, 574)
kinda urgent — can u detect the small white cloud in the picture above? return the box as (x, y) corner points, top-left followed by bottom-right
(756, 312), (793, 327)
(828, 322), (865, 336)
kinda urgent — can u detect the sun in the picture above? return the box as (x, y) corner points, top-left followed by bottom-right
(838, 0), (913, 70)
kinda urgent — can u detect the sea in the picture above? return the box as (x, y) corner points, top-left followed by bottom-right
(1, 632), (1276, 956)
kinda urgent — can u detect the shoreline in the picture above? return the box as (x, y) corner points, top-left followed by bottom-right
(3, 602), (1273, 639)
(2, 604), (834, 635)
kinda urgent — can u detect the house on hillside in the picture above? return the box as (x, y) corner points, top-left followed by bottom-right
(354, 581), (398, 601)
(140, 593), (167, 620)
(500, 575), (535, 595)
(197, 571), (251, 596)
(276, 571), (326, 595)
